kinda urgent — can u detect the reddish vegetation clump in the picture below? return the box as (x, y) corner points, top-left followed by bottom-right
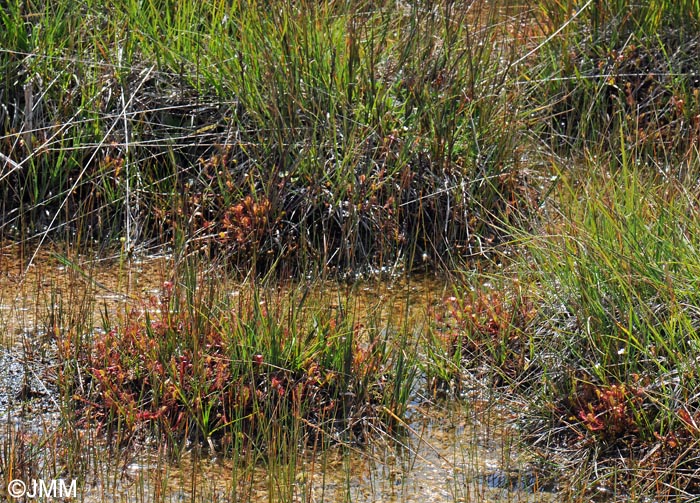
(560, 379), (647, 442)
(221, 195), (273, 246)
(65, 284), (401, 452)
(431, 288), (536, 382)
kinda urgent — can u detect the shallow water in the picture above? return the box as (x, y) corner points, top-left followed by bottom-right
(75, 403), (555, 503)
(0, 244), (556, 503)
(0, 243), (169, 347)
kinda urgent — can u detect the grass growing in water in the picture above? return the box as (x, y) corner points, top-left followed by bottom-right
(428, 142), (700, 497)
(4, 0), (700, 500)
(58, 263), (419, 459)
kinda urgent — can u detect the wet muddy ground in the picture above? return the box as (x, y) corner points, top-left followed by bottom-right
(0, 347), (59, 426)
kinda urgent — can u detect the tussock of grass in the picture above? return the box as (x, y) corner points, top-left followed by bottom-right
(528, 0), (700, 159)
(520, 148), (700, 494)
(60, 267), (417, 457)
(1, 0), (532, 275)
(427, 146), (700, 495)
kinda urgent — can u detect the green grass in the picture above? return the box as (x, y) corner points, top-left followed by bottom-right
(518, 142), (700, 495)
(527, 0), (700, 159)
(1, 252), (430, 501)
(1, 0), (531, 275)
(427, 140), (700, 497)
(4, 0), (700, 501)
(56, 264), (418, 458)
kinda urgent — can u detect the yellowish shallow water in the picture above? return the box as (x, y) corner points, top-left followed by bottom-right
(0, 243), (555, 503)
(76, 403), (554, 503)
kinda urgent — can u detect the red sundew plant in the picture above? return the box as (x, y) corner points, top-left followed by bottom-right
(67, 282), (412, 454)
(220, 195), (273, 246)
(429, 288), (536, 383)
(563, 381), (647, 442)
(677, 407), (700, 436)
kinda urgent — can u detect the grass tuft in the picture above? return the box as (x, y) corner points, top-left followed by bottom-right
(57, 265), (418, 458)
